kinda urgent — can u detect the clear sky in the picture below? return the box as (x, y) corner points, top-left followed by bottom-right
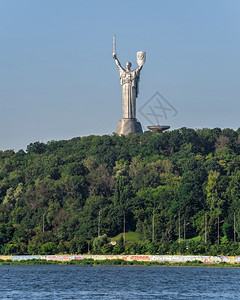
(0, 0), (239, 151)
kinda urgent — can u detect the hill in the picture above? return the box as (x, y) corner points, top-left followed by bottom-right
(1, 127), (240, 255)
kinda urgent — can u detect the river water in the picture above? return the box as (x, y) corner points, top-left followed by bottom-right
(0, 265), (239, 299)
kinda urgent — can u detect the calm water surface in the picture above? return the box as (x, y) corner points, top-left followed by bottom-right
(0, 265), (239, 299)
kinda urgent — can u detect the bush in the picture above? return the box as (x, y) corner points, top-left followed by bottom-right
(146, 242), (159, 254)
(41, 242), (57, 255)
(27, 244), (38, 255)
(4, 243), (18, 255)
(158, 241), (170, 254)
(101, 244), (113, 254)
(112, 243), (124, 255)
(169, 242), (179, 255)
(124, 244), (136, 255)
(186, 240), (198, 255)
(57, 240), (69, 254)
(93, 234), (109, 254)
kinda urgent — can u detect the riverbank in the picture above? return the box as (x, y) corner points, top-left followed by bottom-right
(1, 255), (240, 266)
(1, 258), (240, 267)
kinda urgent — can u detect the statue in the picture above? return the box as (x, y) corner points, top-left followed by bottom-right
(113, 35), (146, 135)
(113, 55), (142, 119)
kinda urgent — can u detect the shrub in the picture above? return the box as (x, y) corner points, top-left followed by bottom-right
(41, 242), (57, 255)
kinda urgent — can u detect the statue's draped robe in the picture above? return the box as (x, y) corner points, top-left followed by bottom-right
(115, 58), (141, 119)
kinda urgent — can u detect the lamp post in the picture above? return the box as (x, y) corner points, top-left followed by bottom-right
(152, 209), (156, 242)
(98, 209), (103, 238)
(183, 219), (190, 241)
(152, 207), (161, 242)
(123, 211), (126, 244)
(234, 212), (236, 243)
(217, 217), (224, 245)
(42, 212), (46, 234)
(178, 211), (181, 243)
(205, 213), (207, 243)
(87, 240), (90, 255)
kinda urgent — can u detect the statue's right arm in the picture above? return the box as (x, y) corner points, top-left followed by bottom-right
(113, 54), (123, 70)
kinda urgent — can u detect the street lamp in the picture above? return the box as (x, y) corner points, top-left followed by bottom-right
(178, 211), (181, 243)
(123, 211), (126, 244)
(152, 206), (161, 242)
(217, 217), (224, 245)
(205, 212), (207, 243)
(183, 219), (190, 241)
(234, 212), (236, 243)
(98, 209), (104, 238)
(42, 212), (46, 234)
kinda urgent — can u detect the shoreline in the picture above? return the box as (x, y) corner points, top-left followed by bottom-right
(1, 255), (240, 267)
(1, 259), (240, 268)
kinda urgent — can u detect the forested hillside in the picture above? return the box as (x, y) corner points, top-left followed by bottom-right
(1, 127), (240, 255)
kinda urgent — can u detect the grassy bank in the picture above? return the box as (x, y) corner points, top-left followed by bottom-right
(0, 258), (240, 267)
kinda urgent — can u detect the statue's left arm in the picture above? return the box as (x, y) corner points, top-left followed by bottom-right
(134, 65), (143, 73)
(133, 66), (143, 98)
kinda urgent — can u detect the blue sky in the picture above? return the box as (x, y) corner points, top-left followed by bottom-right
(0, 0), (239, 151)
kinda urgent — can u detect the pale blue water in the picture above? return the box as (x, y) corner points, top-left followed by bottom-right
(0, 265), (239, 299)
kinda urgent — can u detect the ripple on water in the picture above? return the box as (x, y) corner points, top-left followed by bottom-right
(0, 266), (240, 299)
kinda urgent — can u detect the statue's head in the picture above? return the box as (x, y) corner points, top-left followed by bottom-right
(126, 62), (132, 71)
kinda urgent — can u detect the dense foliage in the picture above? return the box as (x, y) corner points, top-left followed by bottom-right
(1, 127), (240, 255)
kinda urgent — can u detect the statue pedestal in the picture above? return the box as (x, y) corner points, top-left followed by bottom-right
(115, 118), (143, 135)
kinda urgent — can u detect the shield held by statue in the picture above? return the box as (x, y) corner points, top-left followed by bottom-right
(137, 51), (146, 67)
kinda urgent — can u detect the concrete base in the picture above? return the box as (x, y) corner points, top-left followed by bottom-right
(115, 118), (143, 135)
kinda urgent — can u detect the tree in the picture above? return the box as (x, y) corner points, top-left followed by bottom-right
(41, 242), (57, 254)
(26, 142), (47, 154)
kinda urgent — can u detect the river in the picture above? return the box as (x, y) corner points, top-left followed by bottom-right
(0, 265), (239, 299)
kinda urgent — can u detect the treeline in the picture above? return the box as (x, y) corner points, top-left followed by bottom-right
(1, 127), (240, 255)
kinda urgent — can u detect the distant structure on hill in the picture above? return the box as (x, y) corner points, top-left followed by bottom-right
(112, 35), (146, 135)
(147, 125), (170, 133)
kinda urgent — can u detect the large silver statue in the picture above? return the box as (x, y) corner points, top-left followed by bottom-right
(113, 35), (146, 135)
